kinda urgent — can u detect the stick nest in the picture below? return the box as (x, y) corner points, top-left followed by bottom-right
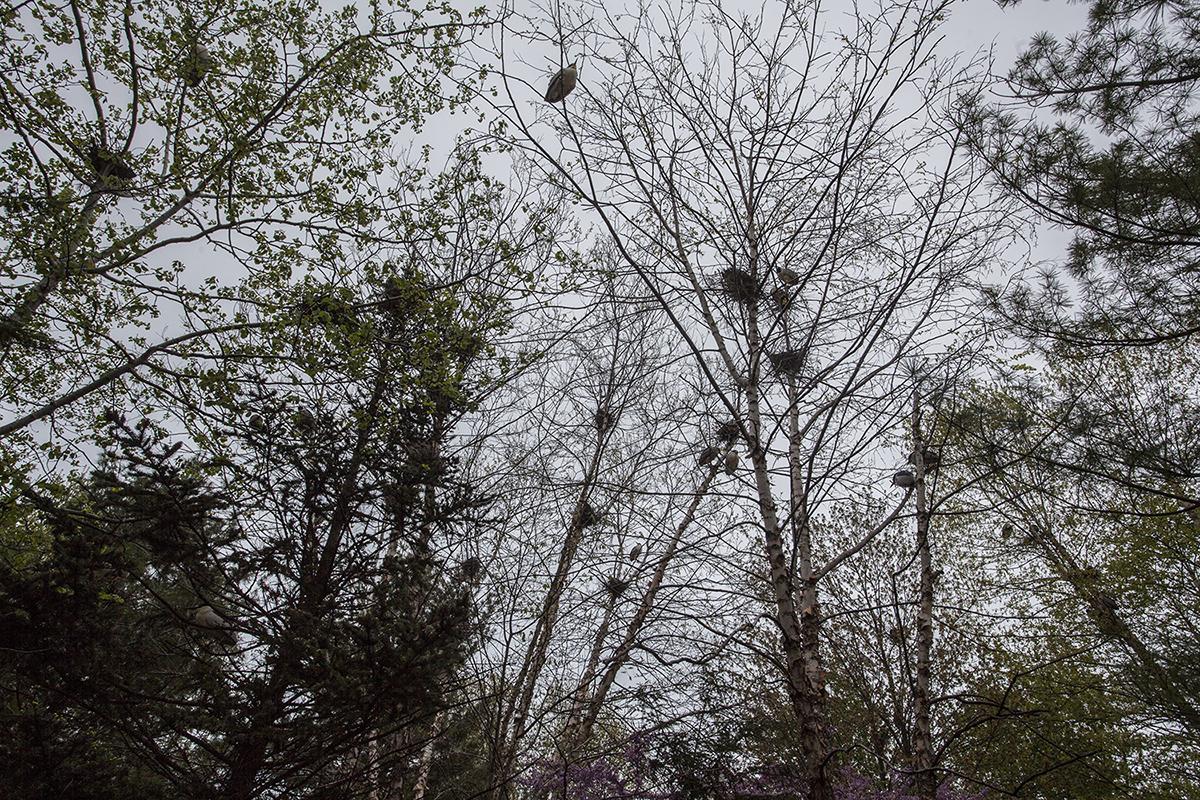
(604, 576), (631, 597)
(575, 501), (602, 529)
(768, 349), (807, 375)
(715, 419), (740, 443)
(720, 268), (760, 304)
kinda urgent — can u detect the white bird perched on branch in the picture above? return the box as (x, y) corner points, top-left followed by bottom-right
(724, 450), (739, 475)
(179, 42), (214, 88)
(544, 60), (578, 103)
(193, 604), (226, 629)
(191, 604), (237, 643)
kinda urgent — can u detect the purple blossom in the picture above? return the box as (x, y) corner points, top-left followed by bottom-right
(522, 739), (987, 800)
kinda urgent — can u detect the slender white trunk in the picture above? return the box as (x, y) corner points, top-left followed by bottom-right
(910, 392), (936, 800)
(413, 710), (447, 800)
(742, 211), (834, 800)
(570, 464), (720, 746)
(488, 438), (607, 799)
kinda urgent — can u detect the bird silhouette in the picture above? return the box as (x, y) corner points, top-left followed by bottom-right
(544, 60), (578, 103)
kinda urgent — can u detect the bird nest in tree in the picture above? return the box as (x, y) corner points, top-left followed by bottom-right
(454, 331), (485, 365)
(719, 268), (759, 304)
(460, 556), (482, 582)
(595, 407), (616, 432)
(382, 276), (409, 314)
(406, 442), (446, 479)
(575, 501), (602, 529)
(715, 419), (739, 443)
(604, 575), (630, 597)
(88, 143), (135, 193)
(768, 349), (807, 375)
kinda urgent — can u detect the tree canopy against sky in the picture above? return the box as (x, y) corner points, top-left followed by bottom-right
(1, 0), (1198, 799)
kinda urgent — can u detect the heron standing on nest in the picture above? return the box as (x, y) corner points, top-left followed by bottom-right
(544, 59), (578, 103)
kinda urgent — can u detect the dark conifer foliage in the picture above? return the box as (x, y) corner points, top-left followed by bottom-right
(0, 323), (490, 796)
(970, 0), (1200, 346)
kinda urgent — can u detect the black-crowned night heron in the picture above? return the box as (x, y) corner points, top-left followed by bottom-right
(697, 444), (720, 466)
(544, 60), (578, 103)
(724, 450), (739, 475)
(778, 267), (799, 286)
(193, 604), (237, 643)
(193, 604), (227, 629)
(180, 43), (214, 87)
(892, 469), (916, 489)
(907, 448), (941, 471)
(628, 544), (642, 561)
(190, 606), (235, 642)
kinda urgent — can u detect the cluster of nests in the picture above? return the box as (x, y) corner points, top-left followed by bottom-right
(86, 43), (215, 195)
(719, 266), (800, 311)
(696, 418), (741, 475)
(719, 267), (810, 380)
(891, 447), (942, 488)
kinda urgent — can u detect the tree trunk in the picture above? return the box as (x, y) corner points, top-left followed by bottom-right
(412, 710), (447, 800)
(487, 438), (606, 799)
(782, 392), (834, 800)
(909, 393), (937, 800)
(225, 370), (389, 798)
(569, 463), (719, 746)
(1028, 519), (1200, 734)
(742, 283), (833, 800)
(563, 590), (618, 748)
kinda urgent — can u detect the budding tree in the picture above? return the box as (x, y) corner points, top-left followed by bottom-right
(494, 0), (1009, 796)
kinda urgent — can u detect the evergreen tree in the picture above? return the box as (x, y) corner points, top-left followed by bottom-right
(970, 0), (1200, 346)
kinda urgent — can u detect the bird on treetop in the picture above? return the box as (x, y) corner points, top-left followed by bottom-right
(544, 59), (578, 103)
